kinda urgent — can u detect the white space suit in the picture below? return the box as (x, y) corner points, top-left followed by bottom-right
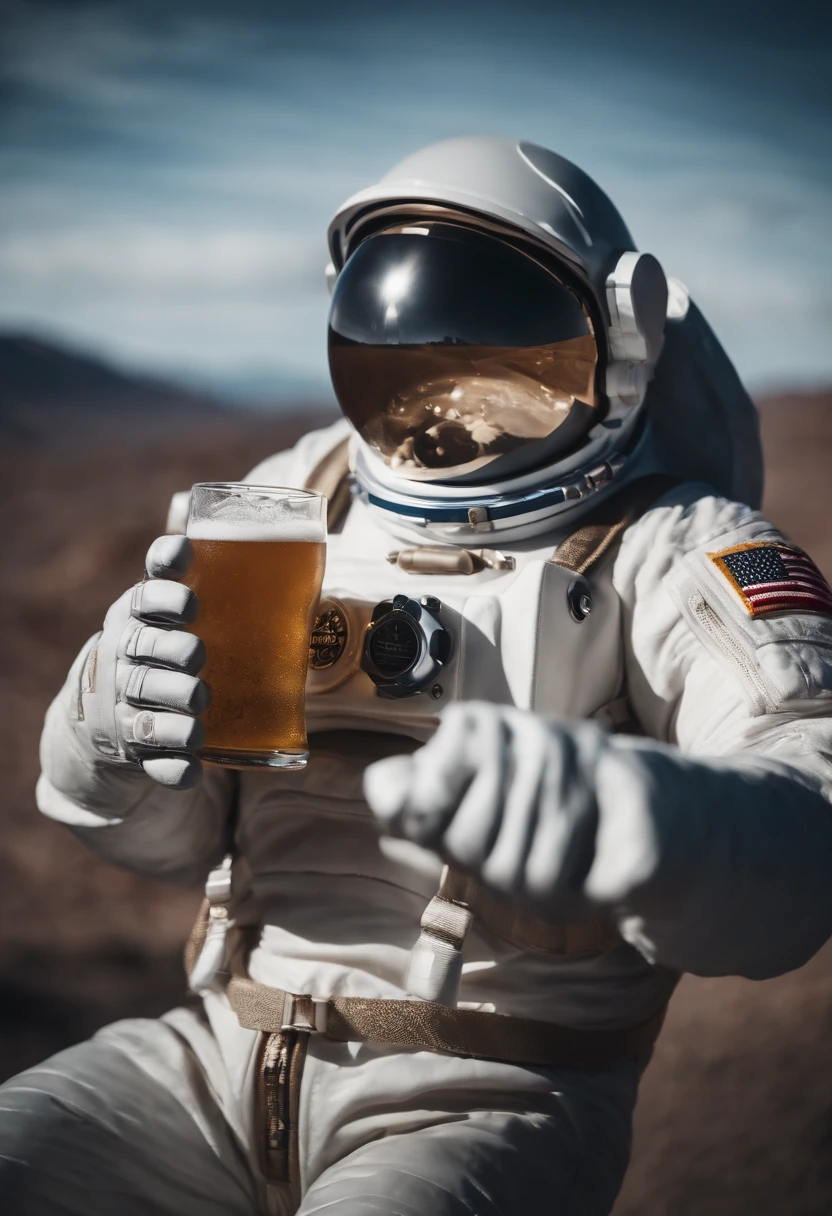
(3, 138), (832, 1216)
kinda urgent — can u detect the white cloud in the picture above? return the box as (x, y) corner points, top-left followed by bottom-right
(0, 227), (326, 295)
(1, 0), (830, 392)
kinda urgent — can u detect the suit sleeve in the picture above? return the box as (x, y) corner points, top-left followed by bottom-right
(601, 483), (832, 979)
(36, 634), (236, 886)
(34, 421), (353, 884)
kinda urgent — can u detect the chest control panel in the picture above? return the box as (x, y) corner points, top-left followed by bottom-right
(362, 594), (451, 698)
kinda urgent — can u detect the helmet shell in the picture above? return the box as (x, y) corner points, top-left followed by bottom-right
(329, 136), (638, 357)
(325, 137), (759, 541)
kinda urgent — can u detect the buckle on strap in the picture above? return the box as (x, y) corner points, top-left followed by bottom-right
(205, 854), (233, 907)
(281, 993), (329, 1035)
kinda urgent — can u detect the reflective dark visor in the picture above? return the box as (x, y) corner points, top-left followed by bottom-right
(328, 222), (600, 482)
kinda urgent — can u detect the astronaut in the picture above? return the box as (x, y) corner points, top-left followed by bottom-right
(3, 136), (832, 1216)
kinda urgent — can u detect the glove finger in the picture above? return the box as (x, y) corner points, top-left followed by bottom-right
(122, 665), (210, 715)
(132, 579), (198, 626)
(363, 754), (416, 829)
(122, 623), (205, 674)
(126, 708), (205, 752)
(436, 704), (508, 867)
(146, 535), (194, 580)
(584, 746), (659, 903)
(479, 710), (546, 893)
(395, 704), (481, 845)
(141, 753), (203, 789)
(103, 586), (137, 635)
(524, 727), (598, 900)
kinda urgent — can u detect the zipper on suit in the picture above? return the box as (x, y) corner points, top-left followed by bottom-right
(257, 1029), (308, 1193)
(262, 1031), (291, 1181)
(689, 594), (770, 710)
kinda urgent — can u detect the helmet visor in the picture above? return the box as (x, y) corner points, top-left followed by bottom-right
(328, 222), (600, 482)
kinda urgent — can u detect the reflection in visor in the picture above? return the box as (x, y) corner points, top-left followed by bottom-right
(328, 223), (600, 481)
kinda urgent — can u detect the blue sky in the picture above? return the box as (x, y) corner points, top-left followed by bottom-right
(1, 0), (830, 401)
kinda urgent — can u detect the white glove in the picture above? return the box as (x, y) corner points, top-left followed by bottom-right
(364, 700), (713, 925)
(364, 702), (616, 920)
(364, 699), (832, 981)
(71, 534), (208, 789)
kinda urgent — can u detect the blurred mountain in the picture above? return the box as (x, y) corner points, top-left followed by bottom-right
(755, 388), (832, 578)
(0, 332), (225, 444)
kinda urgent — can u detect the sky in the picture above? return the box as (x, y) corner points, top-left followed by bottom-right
(0, 0), (830, 402)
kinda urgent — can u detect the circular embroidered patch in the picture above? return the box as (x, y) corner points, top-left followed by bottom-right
(309, 600), (349, 670)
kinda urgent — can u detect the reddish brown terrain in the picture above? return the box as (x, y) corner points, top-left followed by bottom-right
(1, 339), (831, 1213)
(618, 389), (832, 1216)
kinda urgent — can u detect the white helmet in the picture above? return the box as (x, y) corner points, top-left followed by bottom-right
(326, 137), (760, 541)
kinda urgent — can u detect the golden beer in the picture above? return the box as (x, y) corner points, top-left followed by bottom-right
(185, 484), (326, 769)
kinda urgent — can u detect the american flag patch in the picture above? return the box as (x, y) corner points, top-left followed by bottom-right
(708, 541), (832, 619)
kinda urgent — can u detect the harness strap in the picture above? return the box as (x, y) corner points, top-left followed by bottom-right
(224, 975), (666, 1069)
(550, 473), (679, 575)
(184, 896), (211, 980)
(303, 435), (352, 532)
(438, 868), (619, 957)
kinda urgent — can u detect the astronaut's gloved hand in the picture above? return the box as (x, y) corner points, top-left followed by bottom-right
(364, 700), (703, 924)
(72, 535), (208, 790)
(363, 702), (611, 920)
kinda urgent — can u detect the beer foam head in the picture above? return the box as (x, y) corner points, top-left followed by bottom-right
(188, 484), (326, 542)
(188, 517), (324, 542)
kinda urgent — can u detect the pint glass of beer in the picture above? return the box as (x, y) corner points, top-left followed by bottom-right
(185, 483), (326, 769)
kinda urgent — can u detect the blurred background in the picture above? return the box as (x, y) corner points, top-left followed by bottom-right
(1, 0), (831, 1211)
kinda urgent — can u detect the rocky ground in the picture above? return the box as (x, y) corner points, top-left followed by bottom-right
(1, 382), (831, 1213)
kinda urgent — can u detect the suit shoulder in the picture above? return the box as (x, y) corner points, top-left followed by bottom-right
(617, 483), (777, 577)
(244, 417), (352, 487)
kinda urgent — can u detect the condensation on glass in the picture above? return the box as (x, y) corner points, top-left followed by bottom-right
(185, 483), (326, 770)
